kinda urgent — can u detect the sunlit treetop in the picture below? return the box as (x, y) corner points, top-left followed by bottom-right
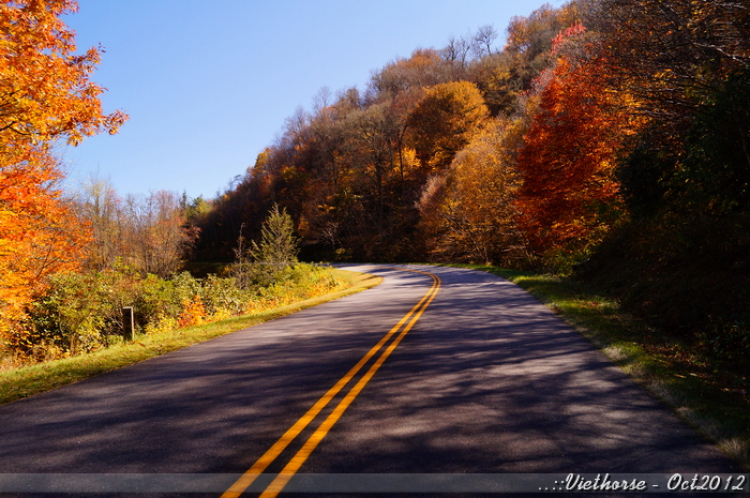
(0, 0), (127, 147)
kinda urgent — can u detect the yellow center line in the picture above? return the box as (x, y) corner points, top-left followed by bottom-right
(259, 272), (441, 498)
(220, 268), (440, 498)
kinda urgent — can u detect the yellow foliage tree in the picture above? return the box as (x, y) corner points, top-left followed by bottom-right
(418, 118), (532, 265)
(406, 81), (489, 171)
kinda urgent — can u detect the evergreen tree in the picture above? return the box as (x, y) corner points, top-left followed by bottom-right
(252, 204), (299, 268)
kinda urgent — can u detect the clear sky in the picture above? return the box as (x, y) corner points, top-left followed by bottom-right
(62, 0), (559, 200)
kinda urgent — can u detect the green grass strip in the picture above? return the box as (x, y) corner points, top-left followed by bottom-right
(0, 270), (382, 407)
(443, 263), (750, 471)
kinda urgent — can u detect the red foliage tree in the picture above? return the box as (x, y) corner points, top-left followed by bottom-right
(515, 26), (645, 256)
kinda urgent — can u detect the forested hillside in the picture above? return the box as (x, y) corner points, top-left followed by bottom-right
(1, 0), (748, 368)
(192, 2), (583, 263)
(193, 1), (747, 264)
(192, 0), (750, 361)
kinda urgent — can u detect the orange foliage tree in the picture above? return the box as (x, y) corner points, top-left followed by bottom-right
(515, 25), (645, 257)
(0, 0), (127, 338)
(418, 118), (532, 266)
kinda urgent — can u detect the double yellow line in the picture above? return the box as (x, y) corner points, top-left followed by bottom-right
(221, 268), (441, 498)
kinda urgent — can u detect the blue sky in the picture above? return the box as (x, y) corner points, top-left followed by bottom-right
(62, 0), (558, 200)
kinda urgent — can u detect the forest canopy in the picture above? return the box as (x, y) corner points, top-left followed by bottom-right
(193, 0), (750, 268)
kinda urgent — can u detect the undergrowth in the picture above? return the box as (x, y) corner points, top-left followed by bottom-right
(0, 269), (382, 405)
(4, 263), (345, 364)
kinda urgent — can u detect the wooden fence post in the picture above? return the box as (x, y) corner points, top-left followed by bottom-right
(122, 306), (135, 342)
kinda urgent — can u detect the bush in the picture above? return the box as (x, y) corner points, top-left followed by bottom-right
(200, 274), (248, 317)
(577, 213), (750, 372)
(4, 262), (346, 364)
(136, 273), (179, 325)
(22, 267), (141, 357)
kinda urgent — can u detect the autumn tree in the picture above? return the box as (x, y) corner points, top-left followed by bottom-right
(77, 183), (199, 278)
(589, 0), (750, 219)
(0, 151), (90, 337)
(0, 0), (127, 338)
(123, 191), (198, 278)
(406, 81), (489, 171)
(418, 118), (532, 265)
(516, 25), (645, 257)
(591, 0), (750, 121)
(299, 82), (420, 259)
(341, 102), (401, 228)
(503, 2), (583, 92)
(370, 49), (451, 98)
(77, 177), (126, 272)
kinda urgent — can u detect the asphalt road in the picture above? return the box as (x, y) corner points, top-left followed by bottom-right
(0, 265), (742, 497)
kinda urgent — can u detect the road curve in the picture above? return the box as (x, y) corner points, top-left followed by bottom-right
(0, 265), (741, 496)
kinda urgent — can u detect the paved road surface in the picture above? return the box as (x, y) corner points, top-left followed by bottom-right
(0, 265), (742, 497)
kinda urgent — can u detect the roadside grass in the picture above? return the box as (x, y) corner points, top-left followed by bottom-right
(445, 263), (750, 470)
(0, 270), (381, 407)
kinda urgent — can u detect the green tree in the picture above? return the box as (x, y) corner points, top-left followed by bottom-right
(252, 204), (299, 268)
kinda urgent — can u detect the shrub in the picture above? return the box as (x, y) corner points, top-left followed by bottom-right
(23, 267), (141, 356)
(177, 295), (207, 328)
(4, 261), (345, 364)
(200, 274), (248, 317)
